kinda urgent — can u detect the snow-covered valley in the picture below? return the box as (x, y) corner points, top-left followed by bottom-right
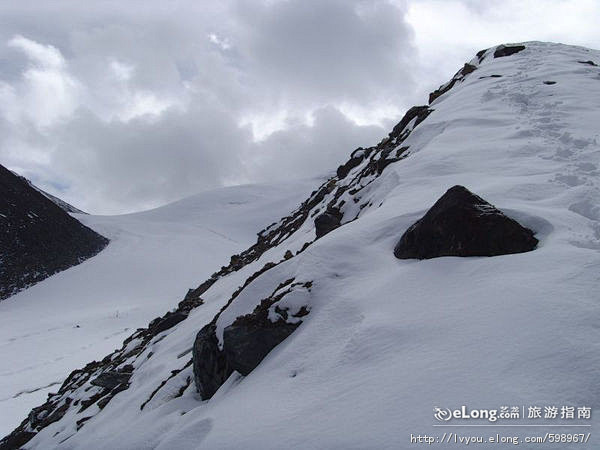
(0, 179), (319, 437)
(1, 41), (600, 449)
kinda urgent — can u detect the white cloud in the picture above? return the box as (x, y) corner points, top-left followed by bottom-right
(8, 35), (65, 69)
(3, 35), (80, 128)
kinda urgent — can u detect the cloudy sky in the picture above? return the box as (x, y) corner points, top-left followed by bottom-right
(1, 0), (599, 214)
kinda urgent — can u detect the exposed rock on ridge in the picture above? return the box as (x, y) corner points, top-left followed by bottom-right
(394, 185), (538, 259)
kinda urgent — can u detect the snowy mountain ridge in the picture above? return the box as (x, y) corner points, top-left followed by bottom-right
(2, 41), (599, 449)
(10, 172), (86, 215)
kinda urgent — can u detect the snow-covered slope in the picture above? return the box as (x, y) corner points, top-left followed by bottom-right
(0, 179), (319, 437)
(3, 41), (600, 449)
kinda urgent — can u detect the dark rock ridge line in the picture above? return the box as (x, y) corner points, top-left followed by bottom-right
(1, 44), (510, 448)
(394, 185), (538, 259)
(493, 44), (526, 58)
(0, 164), (108, 301)
(10, 170), (86, 214)
(429, 44), (526, 104)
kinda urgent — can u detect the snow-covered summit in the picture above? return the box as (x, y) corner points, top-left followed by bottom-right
(2, 41), (599, 449)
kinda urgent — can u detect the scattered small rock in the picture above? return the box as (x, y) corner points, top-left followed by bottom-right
(543, 81), (557, 85)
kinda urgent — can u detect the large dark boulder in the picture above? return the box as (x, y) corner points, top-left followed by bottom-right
(0, 164), (109, 300)
(314, 208), (343, 238)
(394, 185), (538, 259)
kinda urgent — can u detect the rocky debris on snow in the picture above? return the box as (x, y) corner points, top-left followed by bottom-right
(493, 44), (526, 58)
(429, 44), (525, 105)
(394, 185), (538, 259)
(390, 106), (432, 138)
(315, 208), (343, 238)
(0, 164), (108, 300)
(193, 279), (312, 399)
(0, 291), (205, 448)
(336, 148), (367, 179)
(140, 360), (193, 410)
(476, 48), (488, 63)
(90, 370), (132, 390)
(223, 281), (312, 376)
(148, 311), (188, 334)
(377, 145), (410, 174)
(429, 63), (477, 104)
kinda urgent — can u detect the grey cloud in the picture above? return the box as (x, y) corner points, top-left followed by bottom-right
(0, 0), (415, 213)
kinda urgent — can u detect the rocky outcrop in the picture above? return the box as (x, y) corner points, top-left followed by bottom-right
(0, 164), (108, 300)
(90, 370), (132, 390)
(429, 64), (477, 104)
(493, 44), (526, 58)
(193, 279), (311, 399)
(429, 44), (527, 105)
(148, 311), (188, 334)
(336, 148), (367, 179)
(314, 208), (343, 238)
(394, 185), (538, 259)
(193, 323), (231, 400)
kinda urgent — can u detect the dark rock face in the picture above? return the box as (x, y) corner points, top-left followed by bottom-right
(193, 279), (310, 399)
(578, 60), (598, 66)
(314, 208), (343, 238)
(394, 185), (538, 259)
(494, 44), (526, 58)
(223, 321), (299, 376)
(192, 324), (232, 400)
(0, 164), (108, 300)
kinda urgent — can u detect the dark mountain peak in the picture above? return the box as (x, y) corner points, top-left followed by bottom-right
(0, 164), (108, 300)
